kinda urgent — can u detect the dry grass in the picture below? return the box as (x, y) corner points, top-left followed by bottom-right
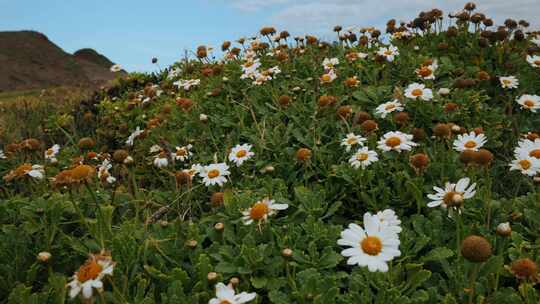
(0, 86), (92, 142)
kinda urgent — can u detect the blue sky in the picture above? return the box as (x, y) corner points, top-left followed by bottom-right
(1, 0), (538, 72)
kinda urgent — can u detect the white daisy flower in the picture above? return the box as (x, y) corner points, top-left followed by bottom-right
(376, 45), (399, 62)
(267, 66), (281, 75)
(526, 55), (540, 68)
(404, 83), (433, 101)
(337, 212), (401, 272)
(515, 138), (540, 159)
(427, 177), (476, 211)
(341, 133), (366, 152)
(126, 127), (144, 146)
(438, 88), (451, 96)
(252, 72), (273, 85)
(499, 76), (519, 89)
(415, 60), (438, 80)
(67, 252), (115, 300)
(97, 159), (116, 184)
(349, 147), (378, 169)
(377, 131), (417, 152)
(322, 57), (340, 70)
(228, 144), (255, 166)
(509, 153), (540, 176)
(110, 64), (122, 72)
(27, 164), (45, 179)
(44, 144), (60, 163)
(320, 69), (337, 84)
(153, 152), (169, 168)
(208, 282), (256, 304)
(532, 38), (540, 47)
(0, 150), (6, 159)
(173, 79), (201, 91)
(373, 209), (402, 235)
(453, 131), (487, 152)
(200, 163), (230, 187)
(241, 198), (288, 225)
(171, 145), (193, 162)
(374, 99), (404, 118)
(516, 94), (540, 112)
(241, 59), (261, 74)
(167, 67), (182, 80)
(149, 144), (162, 154)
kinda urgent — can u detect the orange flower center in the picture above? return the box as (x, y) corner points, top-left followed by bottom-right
(519, 159), (532, 170)
(176, 149), (187, 156)
(385, 104), (396, 110)
(411, 88), (423, 96)
(464, 140), (477, 149)
(77, 260), (102, 283)
(523, 100), (535, 108)
(249, 202), (269, 220)
(207, 169), (220, 179)
(529, 149), (540, 159)
(534, 60), (540, 66)
(361, 236), (382, 256)
(220, 301), (232, 304)
(46, 149), (54, 156)
(236, 150), (247, 158)
(417, 66), (432, 77)
(385, 137), (401, 147)
(16, 163), (33, 176)
(356, 153), (369, 161)
(321, 74), (331, 82)
(442, 191), (463, 206)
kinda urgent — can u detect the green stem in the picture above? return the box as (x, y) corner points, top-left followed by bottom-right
(468, 263), (481, 304)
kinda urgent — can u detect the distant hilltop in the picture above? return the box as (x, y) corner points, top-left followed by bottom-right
(0, 30), (124, 92)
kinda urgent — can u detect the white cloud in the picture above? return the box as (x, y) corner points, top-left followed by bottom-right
(224, 0), (539, 36)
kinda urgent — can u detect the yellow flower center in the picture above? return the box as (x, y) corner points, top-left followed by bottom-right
(502, 79), (511, 85)
(176, 149), (187, 156)
(249, 202), (269, 220)
(524, 100), (535, 108)
(46, 149), (54, 156)
(519, 159), (532, 170)
(385, 137), (401, 147)
(384, 50), (393, 56)
(464, 140), (477, 149)
(346, 138), (357, 145)
(321, 74), (331, 82)
(207, 169), (220, 179)
(356, 153), (369, 161)
(411, 88), (423, 97)
(77, 260), (102, 283)
(361, 236), (382, 256)
(529, 149), (540, 159)
(236, 149), (247, 158)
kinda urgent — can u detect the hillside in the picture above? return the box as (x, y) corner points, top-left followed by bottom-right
(1, 3), (540, 303)
(0, 31), (120, 92)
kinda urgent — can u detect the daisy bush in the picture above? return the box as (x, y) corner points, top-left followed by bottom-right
(1, 3), (540, 303)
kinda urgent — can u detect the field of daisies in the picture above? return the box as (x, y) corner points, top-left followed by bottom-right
(1, 3), (540, 303)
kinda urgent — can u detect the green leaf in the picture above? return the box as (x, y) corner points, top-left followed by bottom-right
(421, 247), (454, 263)
(407, 269), (431, 291)
(251, 276), (268, 289)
